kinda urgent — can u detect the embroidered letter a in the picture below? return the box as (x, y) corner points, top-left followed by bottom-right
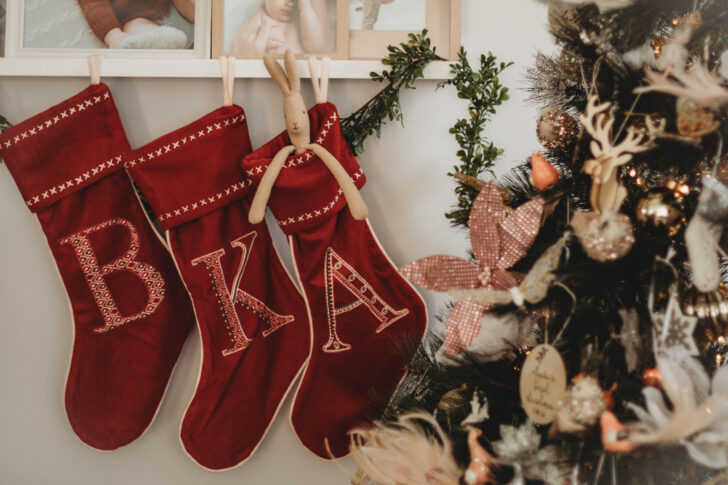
(60, 218), (166, 333)
(323, 248), (409, 353)
(191, 232), (295, 356)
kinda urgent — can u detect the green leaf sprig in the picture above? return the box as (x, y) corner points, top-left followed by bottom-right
(341, 30), (444, 156)
(440, 48), (512, 228)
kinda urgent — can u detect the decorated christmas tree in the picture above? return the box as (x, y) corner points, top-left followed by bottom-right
(350, 1), (728, 483)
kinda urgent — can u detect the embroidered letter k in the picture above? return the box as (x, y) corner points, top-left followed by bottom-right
(191, 232), (294, 356)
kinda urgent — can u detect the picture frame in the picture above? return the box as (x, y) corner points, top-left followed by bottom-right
(211, 0), (348, 59)
(346, 0), (461, 60)
(4, 0), (211, 59)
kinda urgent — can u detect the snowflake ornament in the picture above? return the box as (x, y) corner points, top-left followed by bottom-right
(652, 293), (699, 356)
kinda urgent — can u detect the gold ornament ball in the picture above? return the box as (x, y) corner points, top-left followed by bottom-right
(685, 288), (728, 355)
(537, 107), (579, 151)
(635, 191), (684, 236)
(682, 284), (728, 339)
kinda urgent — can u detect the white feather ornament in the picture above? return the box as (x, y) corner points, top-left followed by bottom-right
(350, 412), (462, 485)
(625, 348), (728, 468)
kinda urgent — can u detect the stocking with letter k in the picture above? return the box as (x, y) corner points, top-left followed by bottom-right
(125, 104), (309, 470)
(0, 83), (195, 450)
(242, 102), (428, 459)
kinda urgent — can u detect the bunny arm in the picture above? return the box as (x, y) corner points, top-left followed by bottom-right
(307, 143), (368, 220)
(248, 145), (297, 224)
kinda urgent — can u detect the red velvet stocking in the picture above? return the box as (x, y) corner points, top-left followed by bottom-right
(0, 83), (194, 450)
(242, 103), (427, 459)
(125, 105), (310, 470)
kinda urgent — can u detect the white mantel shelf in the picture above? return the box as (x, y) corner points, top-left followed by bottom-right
(0, 58), (453, 79)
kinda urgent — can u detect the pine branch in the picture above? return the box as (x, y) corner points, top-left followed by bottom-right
(438, 48), (513, 228)
(341, 30), (445, 156)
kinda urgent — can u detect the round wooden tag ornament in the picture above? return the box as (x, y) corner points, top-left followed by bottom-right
(519, 344), (567, 425)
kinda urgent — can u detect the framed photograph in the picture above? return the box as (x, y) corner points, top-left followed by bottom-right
(347, 0), (461, 60)
(4, 0), (210, 58)
(211, 0), (347, 59)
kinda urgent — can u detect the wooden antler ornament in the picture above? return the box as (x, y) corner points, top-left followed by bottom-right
(580, 95), (652, 212)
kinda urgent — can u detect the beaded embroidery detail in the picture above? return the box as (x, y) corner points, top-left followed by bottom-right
(322, 247), (409, 353)
(191, 232), (295, 356)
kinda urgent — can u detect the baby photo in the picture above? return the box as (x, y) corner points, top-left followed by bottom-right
(221, 0), (337, 57)
(20, 0), (196, 50)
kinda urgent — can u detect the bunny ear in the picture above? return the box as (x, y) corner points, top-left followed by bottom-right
(284, 49), (300, 93)
(307, 56), (330, 104)
(308, 57), (323, 104)
(263, 55), (290, 95)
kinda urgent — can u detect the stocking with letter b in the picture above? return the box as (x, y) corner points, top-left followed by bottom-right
(0, 83), (195, 450)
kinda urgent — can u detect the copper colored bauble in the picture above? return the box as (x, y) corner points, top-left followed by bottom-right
(530, 153), (560, 191)
(571, 211), (635, 262)
(642, 368), (663, 389)
(537, 107), (579, 151)
(635, 190), (685, 236)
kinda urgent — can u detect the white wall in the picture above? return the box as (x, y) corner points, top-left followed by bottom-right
(0, 2), (555, 484)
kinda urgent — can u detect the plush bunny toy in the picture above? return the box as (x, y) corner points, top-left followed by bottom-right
(242, 49), (427, 459)
(249, 50), (367, 224)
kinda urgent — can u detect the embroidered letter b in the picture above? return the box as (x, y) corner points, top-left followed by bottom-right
(60, 218), (166, 333)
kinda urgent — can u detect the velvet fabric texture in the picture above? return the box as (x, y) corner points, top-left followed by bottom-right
(125, 105), (310, 470)
(0, 83), (194, 450)
(242, 102), (428, 459)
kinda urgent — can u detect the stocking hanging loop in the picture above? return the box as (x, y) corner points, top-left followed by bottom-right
(308, 56), (330, 104)
(87, 55), (102, 85)
(219, 55), (236, 107)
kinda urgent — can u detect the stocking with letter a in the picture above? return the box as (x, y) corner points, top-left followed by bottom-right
(242, 102), (427, 459)
(0, 83), (195, 450)
(125, 105), (309, 470)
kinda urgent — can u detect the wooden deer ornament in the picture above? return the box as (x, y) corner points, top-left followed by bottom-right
(580, 95), (652, 213)
(248, 49), (368, 224)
